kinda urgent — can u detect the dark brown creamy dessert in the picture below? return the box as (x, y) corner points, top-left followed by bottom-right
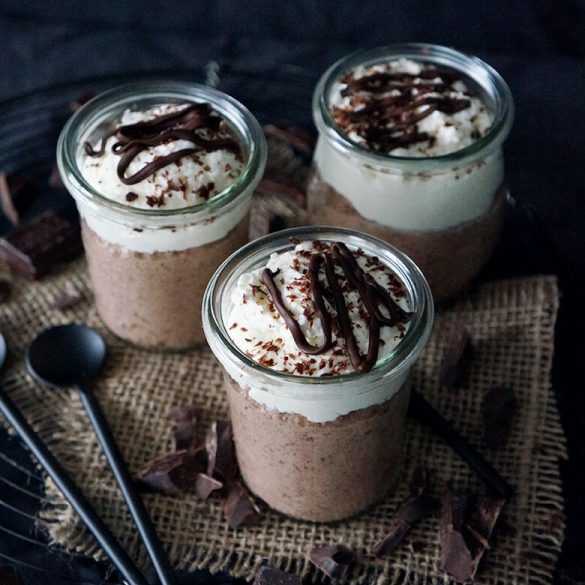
(309, 47), (514, 301)
(203, 229), (434, 522)
(58, 82), (266, 350)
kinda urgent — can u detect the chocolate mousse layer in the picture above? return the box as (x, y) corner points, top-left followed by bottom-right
(308, 171), (506, 302)
(82, 217), (248, 349)
(226, 375), (410, 522)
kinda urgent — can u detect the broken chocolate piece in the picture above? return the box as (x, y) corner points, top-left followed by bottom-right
(172, 420), (197, 452)
(481, 385), (517, 449)
(264, 123), (315, 156)
(440, 324), (474, 389)
(166, 404), (197, 424)
(223, 484), (260, 528)
(0, 212), (82, 279)
(52, 284), (84, 310)
(48, 165), (65, 189)
(0, 261), (12, 303)
(373, 468), (436, 557)
(253, 566), (302, 585)
(206, 420), (238, 481)
(0, 566), (25, 585)
(69, 91), (95, 112)
(439, 491), (506, 582)
(309, 543), (355, 579)
(137, 450), (199, 495)
(195, 473), (223, 499)
(0, 172), (39, 225)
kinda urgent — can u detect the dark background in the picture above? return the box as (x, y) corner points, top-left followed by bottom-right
(0, 1), (584, 583)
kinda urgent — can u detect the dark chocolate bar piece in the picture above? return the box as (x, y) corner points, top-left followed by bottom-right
(309, 543), (355, 579)
(0, 212), (82, 279)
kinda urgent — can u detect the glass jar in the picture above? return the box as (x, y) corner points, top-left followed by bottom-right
(203, 226), (434, 522)
(308, 43), (514, 301)
(57, 81), (266, 350)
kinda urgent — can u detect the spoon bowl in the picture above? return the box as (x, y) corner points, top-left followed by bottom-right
(27, 324), (106, 387)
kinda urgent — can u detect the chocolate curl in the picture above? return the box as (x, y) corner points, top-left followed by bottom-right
(440, 324), (474, 389)
(309, 543), (356, 579)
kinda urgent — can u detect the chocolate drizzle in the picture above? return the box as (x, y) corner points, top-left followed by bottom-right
(332, 64), (473, 153)
(261, 242), (411, 373)
(84, 103), (241, 185)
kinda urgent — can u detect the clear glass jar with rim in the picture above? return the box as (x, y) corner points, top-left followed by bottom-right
(308, 43), (514, 302)
(203, 226), (434, 522)
(57, 81), (266, 350)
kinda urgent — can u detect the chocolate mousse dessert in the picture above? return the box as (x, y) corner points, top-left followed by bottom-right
(203, 227), (433, 522)
(308, 45), (514, 301)
(58, 82), (266, 349)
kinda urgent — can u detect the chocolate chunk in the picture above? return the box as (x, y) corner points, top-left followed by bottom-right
(253, 566), (302, 585)
(0, 565), (25, 585)
(0, 261), (12, 303)
(0, 212), (82, 279)
(257, 178), (307, 209)
(166, 404), (197, 424)
(440, 324), (474, 389)
(52, 284), (84, 310)
(263, 123), (315, 156)
(137, 450), (199, 495)
(373, 468), (436, 557)
(0, 172), (39, 225)
(223, 484), (260, 528)
(125, 192), (139, 202)
(48, 165), (65, 190)
(206, 420), (238, 481)
(195, 473), (223, 499)
(439, 491), (506, 582)
(69, 91), (95, 112)
(309, 543), (355, 579)
(481, 385), (517, 449)
(172, 420), (197, 452)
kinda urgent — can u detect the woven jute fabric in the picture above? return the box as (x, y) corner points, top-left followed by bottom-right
(0, 263), (566, 585)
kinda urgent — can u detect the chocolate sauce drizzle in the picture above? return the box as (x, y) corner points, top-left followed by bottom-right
(84, 103), (241, 185)
(261, 242), (412, 373)
(332, 65), (472, 153)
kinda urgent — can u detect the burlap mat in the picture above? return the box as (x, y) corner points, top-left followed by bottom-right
(0, 261), (566, 584)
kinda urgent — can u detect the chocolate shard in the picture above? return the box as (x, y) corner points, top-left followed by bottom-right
(0, 565), (25, 585)
(52, 284), (84, 310)
(172, 420), (197, 452)
(253, 566), (302, 585)
(440, 324), (474, 389)
(263, 123), (316, 156)
(481, 385), (517, 449)
(439, 491), (506, 582)
(48, 165), (65, 190)
(0, 172), (39, 226)
(373, 468), (436, 557)
(309, 543), (356, 579)
(0, 212), (82, 279)
(195, 473), (223, 500)
(137, 450), (200, 495)
(206, 420), (238, 481)
(166, 404), (197, 424)
(69, 91), (95, 112)
(223, 484), (260, 528)
(0, 261), (12, 304)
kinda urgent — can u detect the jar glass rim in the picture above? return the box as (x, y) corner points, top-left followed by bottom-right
(313, 43), (514, 169)
(203, 226), (434, 391)
(56, 80), (267, 225)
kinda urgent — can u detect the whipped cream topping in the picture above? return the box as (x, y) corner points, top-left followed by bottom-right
(330, 58), (492, 157)
(79, 103), (244, 209)
(227, 240), (411, 377)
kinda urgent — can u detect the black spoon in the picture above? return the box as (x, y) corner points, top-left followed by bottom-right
(0, 332), (148, 585)
(27, 324), (175, 585)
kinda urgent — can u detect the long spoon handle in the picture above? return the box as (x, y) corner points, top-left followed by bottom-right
(79, 386), (175, 585)
(0, 387), (149, 585)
